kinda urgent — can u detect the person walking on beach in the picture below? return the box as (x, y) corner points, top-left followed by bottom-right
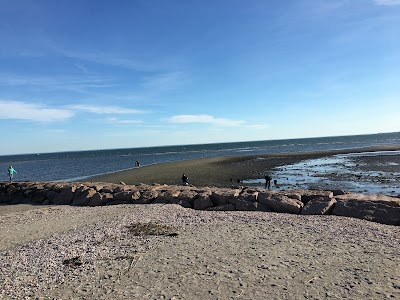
(265, 174), (272, 190)
(7, 166), (17, 183)
(182, 174), (189, 186)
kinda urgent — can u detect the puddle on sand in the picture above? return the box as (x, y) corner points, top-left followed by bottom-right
(242, 153), (400, 195)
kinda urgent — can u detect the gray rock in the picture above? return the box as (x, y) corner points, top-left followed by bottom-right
(229, 198), (258, 211)
(53, 186), (75, 205)
(114, 191), (140, 202)
(284, 193), (302, 201)
(72, 188), (97, 206)
(170, 198), (192, 208)
(31, 190), (48, 204)
(193, 193), (214, 210)
(136, 189), (158, 204)
(176, 190), (198, 205)
(256, 203), (273, 212)
(258, 192), (303, 214)
(238, 190), (258, 202)
(45, 190), (59, 202)
(156, 188), (180, 202)
(209, 189), (240, 206)
(301, 196), (337, 215)
(332, 189), (346, 196)
(88, 192), (110, 206)
(300, 190), (334, 203)
(332, 198), (400, 225)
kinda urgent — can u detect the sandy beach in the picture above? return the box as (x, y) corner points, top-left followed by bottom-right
(1, 145), (400, 299)
(0, 204), (399, 299)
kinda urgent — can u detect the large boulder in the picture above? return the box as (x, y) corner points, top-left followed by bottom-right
(258, 192), (303, 214)
(193, 193), (214, 210)
(72, 188), (97, 206)
(229, 198), (258, 211)
(31, 189), (48, 204)
(136, 189), (158, 204)
(335, 193), (400, 206)
(169, 198), (192, 208)
(209, 189), (240, 206)
(88, 192), (109, 206)
(238, 189), (258, 202)
(292, 189), (334, 203)
(114, 191), (141, 202)
(53, 186), (75, 205)
(301, 196), (337, 215)
(176, 189), (198, 206)
(332, 195), (400, 225)
(156, 188), (181, 203)
(45, 190), (59, 202)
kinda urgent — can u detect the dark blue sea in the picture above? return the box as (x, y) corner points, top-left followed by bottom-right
(1, 132), (400, 182)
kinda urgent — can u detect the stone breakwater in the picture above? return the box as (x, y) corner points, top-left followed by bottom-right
(1, 181), (399, 226)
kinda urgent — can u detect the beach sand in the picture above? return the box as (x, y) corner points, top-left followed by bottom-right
(1, 145), (400, 299)
(0, 204), (399, 299)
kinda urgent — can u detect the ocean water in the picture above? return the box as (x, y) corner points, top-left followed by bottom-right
(1, 132), (400, 183)
(242, 150), (400, 195)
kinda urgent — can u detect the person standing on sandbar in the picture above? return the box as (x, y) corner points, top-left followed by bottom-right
(265, 174), (272, 190)
(7, 165), (17, 183)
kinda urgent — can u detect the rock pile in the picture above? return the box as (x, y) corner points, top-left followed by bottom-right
(1, 181), (399, 226)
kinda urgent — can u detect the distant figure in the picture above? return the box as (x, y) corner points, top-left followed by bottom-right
(135, 160), (141, 167)
(274, 179), (279, 188)
(265, 175), (272, 190)
(7, 166), (17, 183)
(182, 174), (189, 186)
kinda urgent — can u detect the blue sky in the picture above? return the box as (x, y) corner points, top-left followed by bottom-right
(1, 0), (400, 155)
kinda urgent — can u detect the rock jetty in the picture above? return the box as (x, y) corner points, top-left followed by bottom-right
(1, 181), (399, 226)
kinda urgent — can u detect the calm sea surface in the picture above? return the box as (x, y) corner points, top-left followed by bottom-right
(1, 132), (400, 182)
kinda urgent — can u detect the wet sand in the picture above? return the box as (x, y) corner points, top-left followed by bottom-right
(87, 145), (400, 192)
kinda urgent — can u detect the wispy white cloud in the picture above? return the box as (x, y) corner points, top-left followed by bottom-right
(0, 100), (73, 122)
(54, 48), (161, 72)
(0, 73), (114, 96)
(166, 114), (270, 129)
(68, 104), (145, 114)
(105, 117), (143, 124)
(0, 73), (110, 86)
(142, 72), (188, 91)
(374, 0), (400, 5)
(166, 114), (247, 126)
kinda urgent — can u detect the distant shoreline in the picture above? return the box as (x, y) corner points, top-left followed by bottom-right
(85, 145), (400, 189)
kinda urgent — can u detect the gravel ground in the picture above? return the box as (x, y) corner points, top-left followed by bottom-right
(0, 204), (399, 299)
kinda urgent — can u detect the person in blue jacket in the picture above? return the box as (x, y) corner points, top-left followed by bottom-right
(7, 166), (17, 182)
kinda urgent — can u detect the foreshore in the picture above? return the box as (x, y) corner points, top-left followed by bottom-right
(1, 145), (400, 299)
(86, 145), (400, 190)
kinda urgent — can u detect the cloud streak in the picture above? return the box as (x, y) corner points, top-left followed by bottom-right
(105, 117), (143, 124)
(166, 114), (247, 126)
(0, 100), (73, 122)
(142, 72), (188, 91)
(68, 105), (145, 114)
(54, 48), (161, 72)
(0, 100), (146, 123)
